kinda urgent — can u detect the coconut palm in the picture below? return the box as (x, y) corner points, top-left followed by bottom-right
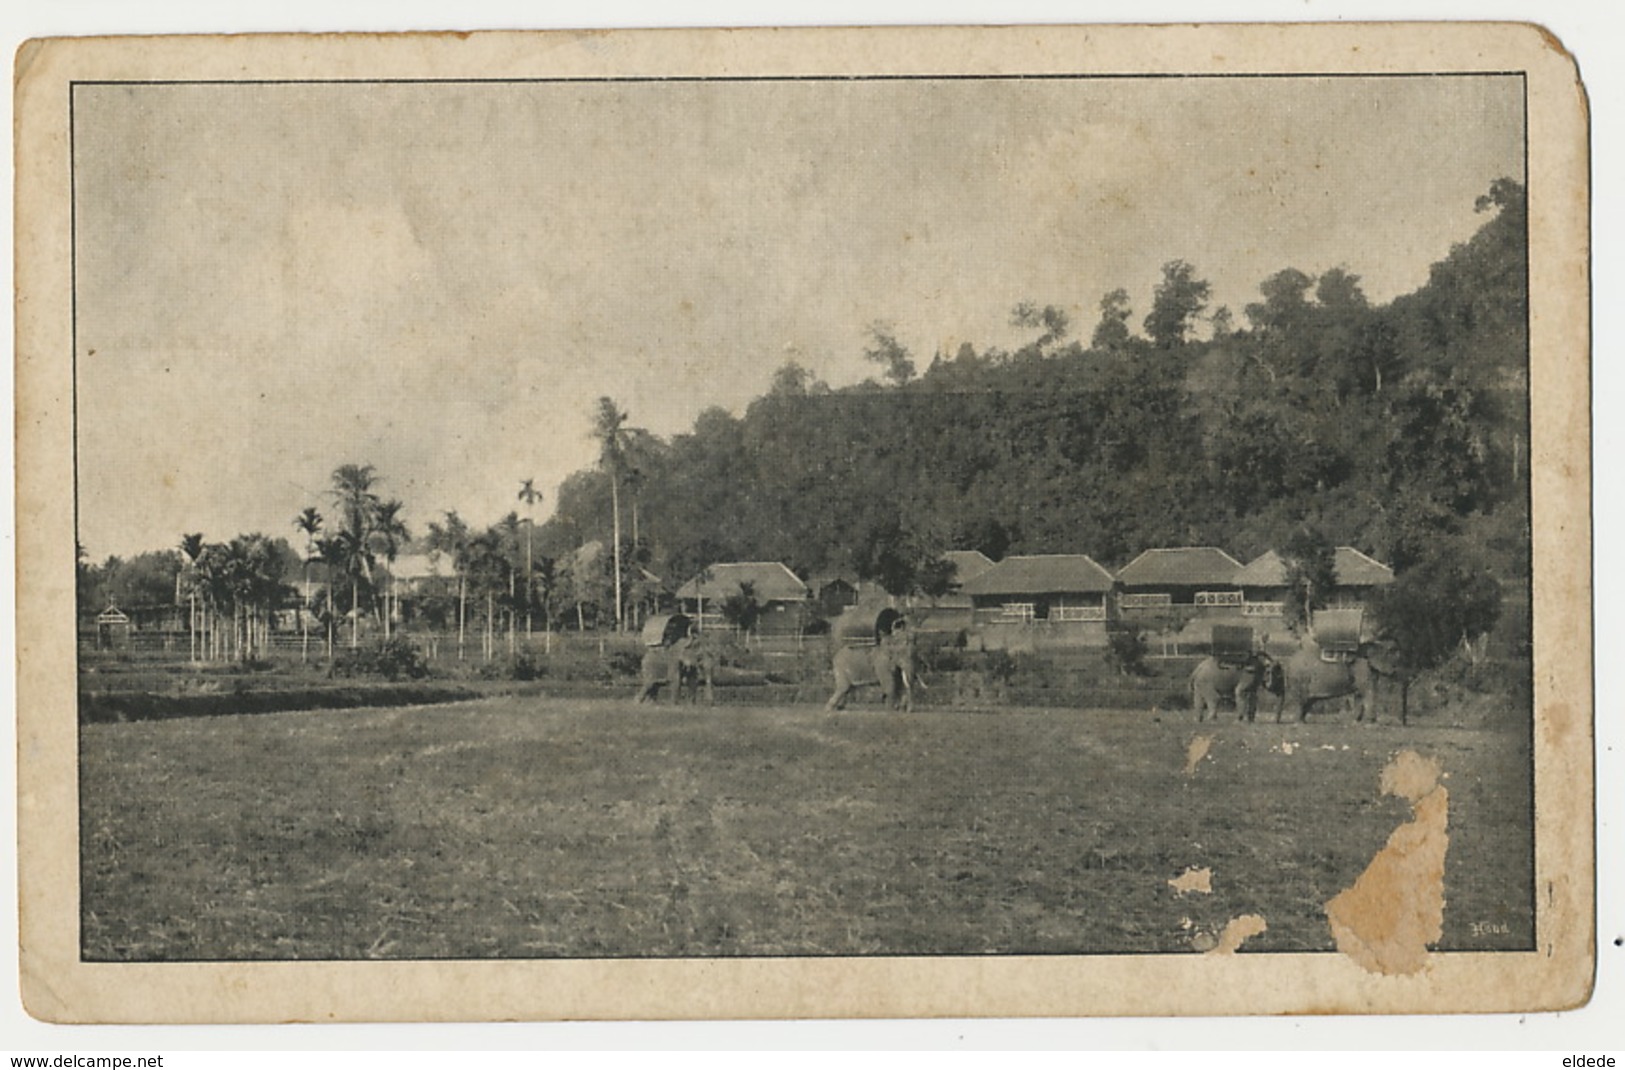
(191, 542), (236, 661)
(370, 499), (410, 640)
(226, 533), (286, 660)
(426, 511), (472, 659)
(293, 508), (323, 663)
(331, 464), (380, 541)
(328, 464), (381, 647)
(464, 528), (508, 662)
(313, 532), (354, 663)
(179, 532), (205, 662)
(517, 478), (543, 636)
(495, 511), (526, 655)
(592, 397), (631, 632)
(620, 426), (661, 553)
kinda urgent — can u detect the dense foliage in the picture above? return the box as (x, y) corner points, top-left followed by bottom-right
(82, 180), (1527, 658)
(536, 180), (1529, 612)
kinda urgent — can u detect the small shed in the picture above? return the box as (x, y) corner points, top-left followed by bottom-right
(808, 575), (861, 618)
(95, 605), (131, 650)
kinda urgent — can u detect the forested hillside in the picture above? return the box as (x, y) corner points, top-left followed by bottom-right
(539, 179), (1529, 603)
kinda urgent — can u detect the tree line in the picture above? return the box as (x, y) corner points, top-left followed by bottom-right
(540, 180), (1527, 613)
(81, 179), (1526, 674)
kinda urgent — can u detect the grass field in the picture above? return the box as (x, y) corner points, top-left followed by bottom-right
(79, 695), (1533, 960)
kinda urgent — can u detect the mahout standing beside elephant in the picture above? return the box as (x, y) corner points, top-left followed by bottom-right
(826, 622), (920, 713)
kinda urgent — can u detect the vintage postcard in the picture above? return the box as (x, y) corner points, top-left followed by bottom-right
(14, 23), (1592, 1021)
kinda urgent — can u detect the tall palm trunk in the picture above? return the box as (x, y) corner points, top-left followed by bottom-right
(457, 577), (467, 659)
(610, 475), (623, 632)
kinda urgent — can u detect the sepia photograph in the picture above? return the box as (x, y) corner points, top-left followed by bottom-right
(13, 23), (1593, 1023)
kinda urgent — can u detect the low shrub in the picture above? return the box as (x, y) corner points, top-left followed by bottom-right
(602, 647), (644, 680)
(333, 638), (431, 681)
(1104, 624), (1151, 677)
(469, 651), (549, 682)
(509, 650), (544, 681)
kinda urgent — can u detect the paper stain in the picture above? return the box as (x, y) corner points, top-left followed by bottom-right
(1183, 735), (1213, 776)
(1324, 750), (1448, 975)
(1200, 914), (1267, 955)
(1168, 866), (1213, 896)
(1275, 741), (1298, 755)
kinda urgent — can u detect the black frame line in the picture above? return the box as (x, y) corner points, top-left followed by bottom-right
(69, 69), (1539, 964)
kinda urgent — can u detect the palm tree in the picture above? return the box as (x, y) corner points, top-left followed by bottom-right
(225, 533), (284, 661)
(331, 464), (379, 540)
(370, 499), (410, 641)
(465, 529), (507, 662)
(496, 512), (524, 656)
(592, 398), (630, 632)
(328, 464), (380, 647)
(313, 534), (349, 670)
(517, 479), (543, 637)
(179, 532), (205, 663)
(426, 511), (472, 660)
(192, 542), (235, 661)
(293, 508), (323, 663)
(620, 427), (661, 552)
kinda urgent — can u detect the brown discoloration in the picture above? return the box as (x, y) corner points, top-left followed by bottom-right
(1530, 21), (1575, 61)
(1205, 914), (1267, 955)
(1183, 735), (1213, 777)
(1168, 866), (1213, 896)
(1324, 751), (1448, 975)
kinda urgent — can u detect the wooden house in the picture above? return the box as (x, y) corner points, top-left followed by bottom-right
(676, 561), (812, 637)
(913, 549), (997, 632)
(1232, 546), (1395, 620)
(1115, 547), (1245, 620)
(958, 554), (1115, 645)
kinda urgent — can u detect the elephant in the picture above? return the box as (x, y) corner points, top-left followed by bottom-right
(826, 630), (920, 712)
(635, 634), (717, 705)
(1270, 638), (1398, 723)
(1189, 653), (1282, 722)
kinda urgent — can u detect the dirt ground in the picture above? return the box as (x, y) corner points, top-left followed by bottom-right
(79, 695), (1534, 960)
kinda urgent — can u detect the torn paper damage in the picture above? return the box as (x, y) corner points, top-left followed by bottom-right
(1325, 750), (1449, 975)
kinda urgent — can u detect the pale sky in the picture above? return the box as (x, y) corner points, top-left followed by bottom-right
(72, 75), (1523, 559)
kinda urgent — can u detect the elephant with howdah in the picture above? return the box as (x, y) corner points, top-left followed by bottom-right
(1265, 637), (1399, 723)
(826, 629), (920, 712)
(1190, 653), (1282, 722)
(635, 634), (717, 705)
